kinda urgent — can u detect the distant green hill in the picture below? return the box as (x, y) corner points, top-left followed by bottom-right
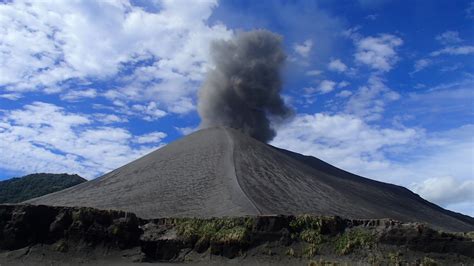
(0, 173), (86, 203)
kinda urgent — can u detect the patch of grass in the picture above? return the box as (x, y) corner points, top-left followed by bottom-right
(388, 251), (402, 264)
(334, 229), (375, 255)
(173, 217), (254, 246)
(464, 231), (474, 240)
(422, 257), (437, 266)
(290, 215), (328, 253)
(286, 247), (296, 257)
(303, 243), (318, 258)
(212, 226), (249, 244)
(54, 239), (68, 252)
(290, 215), (324, 233)
(301, 229), (323, 244)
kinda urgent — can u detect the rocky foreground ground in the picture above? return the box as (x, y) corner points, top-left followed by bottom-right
(0, 204), (473, 265)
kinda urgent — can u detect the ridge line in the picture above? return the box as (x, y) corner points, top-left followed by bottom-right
(223, 128), (262, 215)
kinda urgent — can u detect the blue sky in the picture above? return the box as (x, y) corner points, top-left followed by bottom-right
(0, 0), (473, 215)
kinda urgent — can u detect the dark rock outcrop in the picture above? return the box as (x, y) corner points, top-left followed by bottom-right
(0, 204), (472, 264)
(0, 204), (141, 251)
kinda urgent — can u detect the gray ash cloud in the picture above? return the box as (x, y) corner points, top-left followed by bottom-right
(198, 30), (292, 142)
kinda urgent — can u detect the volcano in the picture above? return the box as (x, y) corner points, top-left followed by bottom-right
(27, 127), (473, 232)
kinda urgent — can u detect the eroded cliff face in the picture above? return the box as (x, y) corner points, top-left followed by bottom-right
(0, 204), (473, 265)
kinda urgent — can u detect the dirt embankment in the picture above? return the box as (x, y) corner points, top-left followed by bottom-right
(0, 204), (473, 265)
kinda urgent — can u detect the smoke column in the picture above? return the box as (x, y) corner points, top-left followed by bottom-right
(198, 30), (292, 142)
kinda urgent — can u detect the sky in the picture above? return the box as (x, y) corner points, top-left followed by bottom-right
(0, 0), (473, 215)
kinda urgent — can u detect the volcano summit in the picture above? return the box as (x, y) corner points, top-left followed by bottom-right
(28, 127), (473, 232)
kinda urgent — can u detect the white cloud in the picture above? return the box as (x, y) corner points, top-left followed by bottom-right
(466, 1), (474, 19)
(272, 114), (474, 215)
(0, 102), (163, 178)
(293, 39), (313, 57)
(93, 113), (128, 124)
(343, 26), (362, 40)
(365, 14), (379, 20)
(426, 77), (474, 92)
(337, 81), (350, 88)
(318, 80), (337, 94)
(0, 93), (22, 100)
(0, 0), (232, 113)
(412, 58), (432, 73)
(131, 102), (167, 121)
(412, 176), (474, 207)
(272, 113), (420, 177)
(306, 70), (323, 76)
(336, 90), (352, 97)
(430, 45), (474, 56)
(354, 34), (403, 72)
(436, 31), (463, 45)
(345, 75), (399, 121)
(440, 63), (463, 72)
(328, 59), (348, 72)
(134, 131), (167, 144)
(175, 126), (198, 135)
(61, 89), (97, 101)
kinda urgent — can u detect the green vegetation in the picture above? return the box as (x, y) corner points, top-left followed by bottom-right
(388, 251), (402, 264)
(334, 228), (376, 255)
(289, 214), (325, 233)
(286, 247), (296, 257)
(303, 243), (318, 257)
(290, 215), (325, 244)
(290, 215), (339, 257)
(422, 257), (438, 266)
(173, 217), (254, 246)
(0, 173), (86, 203)
(54, 239), (69, 253)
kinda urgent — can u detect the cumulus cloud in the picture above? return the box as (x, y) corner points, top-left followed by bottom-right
(421, 31), (473, 68)
(430, 45), (474, 56)
(93, 114), (128, 124)
(303, 80), (338, 96)
(0, 0), (232, 114)
(131, 102), (167, 121)
(365, 14), (379, 20)
(436, 31), (463, 45)
(466, 1), (474, 19)
(272, 115), (474, 215)
(354, 34), (403, 72)
(133, 132), (167, 144)
(337, 81), (350, 88)
(345, 75), (399, 121)
(0, 102), (163, 178)
(412, 58), (432, 73)
(318, 80), (337, 94)
(271, 113), (420, 175)
(175, 126), (198, 135)
(293, 39), (313, 57)
(336, 90), (352, 97)
(306, 70), (323, 76)
(61, 89), (98, 101)
(0, 93), (22, 100)
(412, 176), (474, 207)
(328, 59), (348, 72)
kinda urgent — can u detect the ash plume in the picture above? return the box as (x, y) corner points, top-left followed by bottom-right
(198, 30), (292, 142)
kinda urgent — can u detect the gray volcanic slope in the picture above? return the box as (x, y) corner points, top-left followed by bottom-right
(27, 127), (473, 232)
